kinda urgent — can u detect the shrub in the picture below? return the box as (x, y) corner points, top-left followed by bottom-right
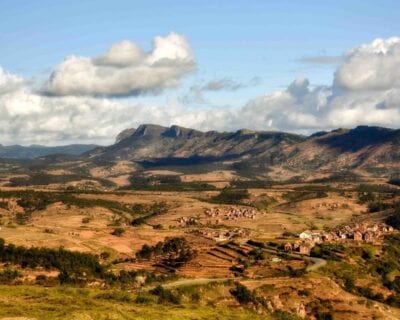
(82, 217), (91, 224)
(210, 189), (250, 205)
(149, 285), (181, 305)
(0, 268), (21, 284)
(230, 283), (256, 305)
(111, 228), (125, 237)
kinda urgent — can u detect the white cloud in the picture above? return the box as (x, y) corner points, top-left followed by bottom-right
(0, 67), (24, 95)
(181, 77), (262, 105)
(44, 32), (196, 97)
(335, 37), (400, 91)
(2, 36), (400, 145)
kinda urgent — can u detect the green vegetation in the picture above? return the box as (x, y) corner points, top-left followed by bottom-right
(8, 172), (115, 188)
(253, 194), (277, 211)
(208, 188), (250, 205)
(283, 190), (327, 203)
(124, 174), (217, 191)
(317, 235), (400, 307)
(230, 283), (257, 304)
(0, 268), (21, 284)
(0, 284), (268, 320)
(111, 227), (125, 236)
(311, 171), (361, 183)
(131, 201), (169, 226)
(0, 190), (143, 222)
(149, 285), (181, 304)
(9, 173), (83, 186)
(136, 237), (195, 268)
(0, 238), (103, 283)
(311, 243), (345, 261)
(230, 179), (272, 189)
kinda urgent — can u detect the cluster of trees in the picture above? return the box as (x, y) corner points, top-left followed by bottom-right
(9, 174), (82, 187)
(0, 238), (103, 283)
(149, 285), (181, 304)
(209, 188), (250, 205)
(136, 237), (195, 268)
(124, 174), (216, 192)
(229, 179), (272, 189)
(324, 235), (400, 307)
(310, 243), (345, 261)
(0, 268), (21, 284)
(283, 190), (327, 204)
(131, 201), (169, 226)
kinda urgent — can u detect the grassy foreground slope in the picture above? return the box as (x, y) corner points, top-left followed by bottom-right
(0, 285), (268, 320)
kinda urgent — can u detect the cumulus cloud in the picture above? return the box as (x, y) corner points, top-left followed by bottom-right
(181, 77), (262, 105)
(0, 67), (24, 95)
(298, 55), (343, 65)
(335, 37), (400, 91)
(238, 37), (400, 132)
(43, 32), (196, 97)
(199, 76), (261, 92)
(2, 36), (400, 145)
(0, 77), (237, 145)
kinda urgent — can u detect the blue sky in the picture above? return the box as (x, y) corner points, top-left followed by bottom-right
(1, 0), (399, 103)
(1, 1), (400, 145)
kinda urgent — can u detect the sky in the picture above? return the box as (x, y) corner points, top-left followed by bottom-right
(1, 0), (400, 145)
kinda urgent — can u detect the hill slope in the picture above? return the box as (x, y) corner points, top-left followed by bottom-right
(0, 144), (99, 159)
(86, 124), (400, 179)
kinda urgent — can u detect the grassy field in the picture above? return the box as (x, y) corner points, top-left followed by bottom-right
(0, 285), (268, 320)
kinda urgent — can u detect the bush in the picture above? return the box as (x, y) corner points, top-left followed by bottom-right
(230, 283), (256, 304)
(82, 217), (91, 224)
(210, 189), (250, 205)
(150, 285), (181, 305)
(135, 293), (153, 304)
(111, 228), (125, 237)
(0, 268), (21, 284)
(130, 201), (169, 226)
(0, 238), (104, 282)
(136, 237), (195, 267)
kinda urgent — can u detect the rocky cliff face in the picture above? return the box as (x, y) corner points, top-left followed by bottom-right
(83, 124), (400, 176)
(87, 124), (306, 162)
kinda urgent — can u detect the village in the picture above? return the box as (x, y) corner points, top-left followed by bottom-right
(193, 227), (251, 242)
(284, 222), (395, 255)
(204, 207), (258, 221)
(0, 197), (22, 213)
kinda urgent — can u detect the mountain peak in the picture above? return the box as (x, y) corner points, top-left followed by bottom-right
(163, 125), (203, 138)
(134, 124), (168, 137)
(115, 128), (136, 143)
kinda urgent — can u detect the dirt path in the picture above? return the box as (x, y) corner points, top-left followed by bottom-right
(149, 277), (234, 289)
(258, 245), (327, 272)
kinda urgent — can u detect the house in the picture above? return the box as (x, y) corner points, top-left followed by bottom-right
(311, 233), (321, 243)
(299, 230), (313, 240)
(299, 244), (312, 255)
(284, 243), (292, 252)
(363, 231), (374, 242)
(353, 231), (363, 241)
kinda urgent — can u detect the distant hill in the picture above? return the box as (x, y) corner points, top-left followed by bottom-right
(4, 124), (399, 178)
(85, 124), (400, 178)
(86, 124), (305, 162)
(0, 144), (99, 159)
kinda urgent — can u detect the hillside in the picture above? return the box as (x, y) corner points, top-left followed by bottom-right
(86, 124), (400, 179)
(0, 144), (99, 159)
(87, 124), (306, 161)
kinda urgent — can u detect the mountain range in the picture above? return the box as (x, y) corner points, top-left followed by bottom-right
(2, 124), (400, 178)
(0, 144), (98, 159)
(85, 124), (400, 175)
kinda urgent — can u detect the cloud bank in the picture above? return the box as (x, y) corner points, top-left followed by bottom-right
(43, 32), (196, 97)
(1, 36), (400, 145)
